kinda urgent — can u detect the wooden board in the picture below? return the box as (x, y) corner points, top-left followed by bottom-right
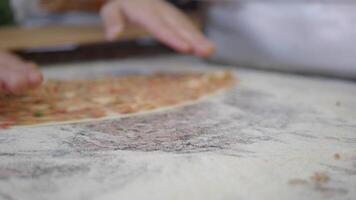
(0, 14), (201, 51)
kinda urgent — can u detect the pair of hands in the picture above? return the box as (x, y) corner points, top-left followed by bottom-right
(0, 0), (214, 95)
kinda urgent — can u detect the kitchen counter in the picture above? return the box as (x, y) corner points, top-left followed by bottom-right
(0, 55), (355, 200)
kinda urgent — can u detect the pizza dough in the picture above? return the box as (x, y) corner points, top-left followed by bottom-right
(0, 71), (234, 128)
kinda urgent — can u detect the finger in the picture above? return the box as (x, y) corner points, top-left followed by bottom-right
(0, 80), (6, 94)
(100, 1), (126, 41)
(146, 18), (192, 53)
(160, 6), (215, 57)
(26, 62), (39, 70)
(0, 52), (26, 68)
(25, 63), (43, 88)
(132, 12), (192, 53)
(0, 69), (29, 95)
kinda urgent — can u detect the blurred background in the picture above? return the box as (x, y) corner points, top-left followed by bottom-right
(0, 0), (200, 64)
(1, 0), (356, 79)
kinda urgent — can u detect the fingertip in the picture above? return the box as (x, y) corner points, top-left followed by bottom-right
(160, 35), (192, 54)
(195, 40), (216, 58)
(28, 71), (43, 87)
(100, 2), (125, 41)
(6, 75), (27, 95)
(26, 62), (39, 70)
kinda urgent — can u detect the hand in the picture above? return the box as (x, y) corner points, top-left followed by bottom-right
(0, 51), (43, 95)
(100, 0), (215, 57)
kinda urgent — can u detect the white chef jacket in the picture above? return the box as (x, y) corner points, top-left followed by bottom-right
(206, 1), (356, 78)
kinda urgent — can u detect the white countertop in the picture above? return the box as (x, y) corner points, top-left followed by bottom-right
(0, 55), (355, 200)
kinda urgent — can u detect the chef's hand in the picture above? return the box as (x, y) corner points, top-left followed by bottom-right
(100, 0), (215, 57)
(0, 51), (43, 95)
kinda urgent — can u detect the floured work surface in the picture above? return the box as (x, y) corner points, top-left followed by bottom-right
(0, 56), (356, 200)
(0, 71), (233, 128)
